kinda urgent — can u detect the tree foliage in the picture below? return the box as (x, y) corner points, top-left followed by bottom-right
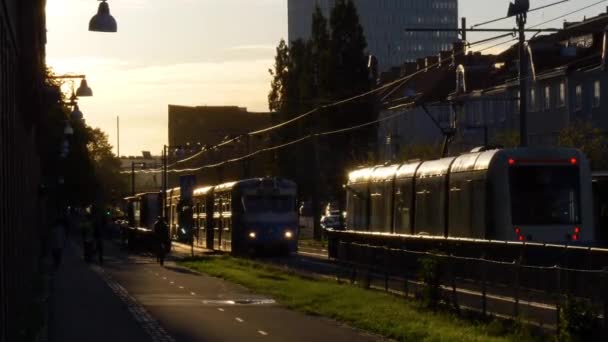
(43, 68), (126, 211)
(268, 1), (375, 199)
(558, 120), (608, 170)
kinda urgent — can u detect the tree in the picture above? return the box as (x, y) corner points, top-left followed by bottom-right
(398, 143), (443, 162)
(492, 130), (520, 148)
(267, 0), (375, 199)
(268, 39), (290, 114)
(558, 120), (608, 170)
(87, 127), (126, 203)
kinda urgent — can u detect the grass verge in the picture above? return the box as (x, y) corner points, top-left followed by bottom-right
(179, 256), (535, 342)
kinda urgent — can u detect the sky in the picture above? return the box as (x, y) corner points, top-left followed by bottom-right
(46, 0), (607, 157)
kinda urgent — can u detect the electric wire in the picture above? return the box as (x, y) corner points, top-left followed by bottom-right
(132, 6), (605, 175)
(528, 0), (608, 29)
(144, 33), (511, 174)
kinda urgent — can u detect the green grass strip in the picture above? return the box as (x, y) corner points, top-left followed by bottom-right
(179, 256), (532, 342)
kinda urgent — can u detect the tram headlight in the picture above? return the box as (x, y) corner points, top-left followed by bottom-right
(285, 231), (293, 239)
(248, 232), (257, 239)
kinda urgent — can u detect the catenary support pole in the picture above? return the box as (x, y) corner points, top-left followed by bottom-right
(518, 14), (528, 147)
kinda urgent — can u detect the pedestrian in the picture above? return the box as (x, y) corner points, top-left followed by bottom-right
(94, 215), (105, 265)
(81, 213), (95, 263)
(154, 216), (169, 266)
(51, 217), (66, 270)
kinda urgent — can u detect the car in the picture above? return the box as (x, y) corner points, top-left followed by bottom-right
(321, 211), (344, 230)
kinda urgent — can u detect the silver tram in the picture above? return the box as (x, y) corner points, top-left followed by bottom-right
(346, 148), (593, 243)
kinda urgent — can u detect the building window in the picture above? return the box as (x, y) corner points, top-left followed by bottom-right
(594, 80), (601, 108)
(575, 85), (583, 111)
(544, 85), (551, 111)
(558, 82), (566, 107)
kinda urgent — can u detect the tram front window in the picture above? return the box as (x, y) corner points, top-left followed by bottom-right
(243, 195), (294, 213)
(510, 166), (581, 225)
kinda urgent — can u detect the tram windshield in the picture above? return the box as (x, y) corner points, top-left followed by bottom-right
(510, 166), (581, 225)
(242, 195), (294, 213)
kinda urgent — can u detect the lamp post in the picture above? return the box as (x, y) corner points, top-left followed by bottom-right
(48, 74), (93, 120)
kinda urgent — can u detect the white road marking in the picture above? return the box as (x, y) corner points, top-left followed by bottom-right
(169, 281), (174, 285)
(235, 317), (244, 323)
(162, 277), (167, 280)
(258, 330), (268, 336)
(190, 292), (196, 296)
(217, 308), (225, 312)
(90, 265), (175, 342)
(178, 286), (184, 289)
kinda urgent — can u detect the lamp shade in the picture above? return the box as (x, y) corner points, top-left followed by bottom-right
(89, 1), (117, 33)
(76, 79), (93, 97)
(71, 104), (84, 121)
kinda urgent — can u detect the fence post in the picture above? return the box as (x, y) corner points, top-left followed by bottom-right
(403, 249), (409, 299)
(350, 242), (357, 284)
(555, 265), (562, 331)
(450, 254), (460, 313)
(513, 258), (521, 318)
(384, 246), (390, 292)
(336, 241), (345, 283)
(481, 254), (487, 317)
(603, 267), (608, 334)
(364, 245), (373, 289)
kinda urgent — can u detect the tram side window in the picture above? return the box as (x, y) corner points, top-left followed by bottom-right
(415, 176), (447, 236)
(383, 182), (394, 232)
(448, 174), (472, 237)
(370, 184), (386, 231)
(394, 178), (414, 234)
(346, 183), (368, 230)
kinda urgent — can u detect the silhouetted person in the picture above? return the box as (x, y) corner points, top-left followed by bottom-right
(82, 213), (95, 262)
(51, 217), (66, 270)
(154, 216), (169, 266)
(94, 215), (105, 265)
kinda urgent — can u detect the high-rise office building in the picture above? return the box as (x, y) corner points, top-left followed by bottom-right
(288, 0), (459, 71)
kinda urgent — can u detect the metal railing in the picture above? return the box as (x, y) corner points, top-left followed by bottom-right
(331, 239), (608, 331)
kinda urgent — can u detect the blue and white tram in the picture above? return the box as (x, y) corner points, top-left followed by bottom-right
(346, 148), (594, 243)
(193, 177), (298, 255)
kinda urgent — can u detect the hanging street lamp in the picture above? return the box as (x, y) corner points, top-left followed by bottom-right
(89, 0), (118, 33)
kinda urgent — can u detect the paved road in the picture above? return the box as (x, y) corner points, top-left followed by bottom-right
(52, 239), (382, 342)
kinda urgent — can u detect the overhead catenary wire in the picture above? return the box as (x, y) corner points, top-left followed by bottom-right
(131, 46), (598, 176)
(145, 30), (534, 174)
(126, 33), (554, 176)
(127, 102), (419, 175)
(528, 0), (608, 29)
(136, 3), (601, 176)
(471, 0), (571, 28)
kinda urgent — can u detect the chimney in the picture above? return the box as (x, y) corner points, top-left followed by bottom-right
(417, 58), (427, 71)
(453, 40), (466, 65)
